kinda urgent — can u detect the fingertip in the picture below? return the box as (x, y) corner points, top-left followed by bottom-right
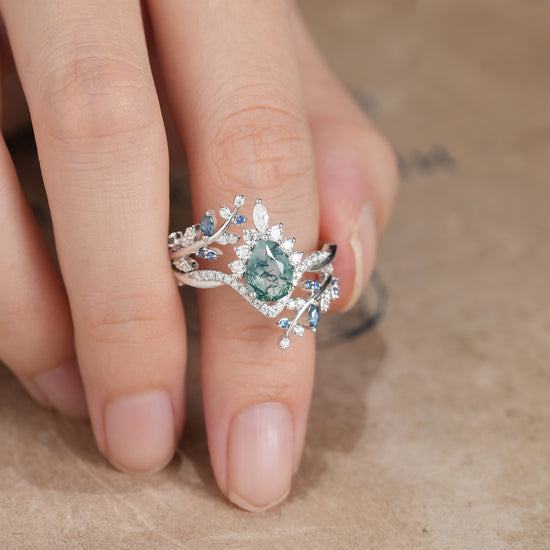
(316, 145), (378, 311)
(345, 203), (378, 312)
(226, 402), (294, 512)
(33, 361), (89, 419)
(103, 390), (177, 474)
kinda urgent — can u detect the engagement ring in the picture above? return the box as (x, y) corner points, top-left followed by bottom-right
(168, 194), (339, 349)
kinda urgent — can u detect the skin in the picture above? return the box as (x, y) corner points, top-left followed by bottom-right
(0, 0), (398, 511)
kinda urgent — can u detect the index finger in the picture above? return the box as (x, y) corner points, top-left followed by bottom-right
(1, 0), (187, 472)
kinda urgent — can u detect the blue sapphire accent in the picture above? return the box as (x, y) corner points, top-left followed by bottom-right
(278, 318), (290, 329)
(197, 247), (206, 258)
(200, 214), (214, 236)
(332, 277), (340, 298)
(235, 215), (246, 225)
(308, 305), (320, 329)
(305, 280), (320, 293)
(167, 237), (174, 245)
(206, 251), (216, 260)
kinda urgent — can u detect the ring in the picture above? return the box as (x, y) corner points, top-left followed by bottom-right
(168, 194), (339, 349)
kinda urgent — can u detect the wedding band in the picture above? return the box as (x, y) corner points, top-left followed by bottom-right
(168, 194), (339, 349)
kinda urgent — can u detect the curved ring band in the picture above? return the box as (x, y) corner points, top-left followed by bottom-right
(168, 194), (339, 349)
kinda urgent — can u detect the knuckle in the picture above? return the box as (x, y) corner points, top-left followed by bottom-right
(205, 86), (313, 197)
(82, 290), (168, 346)
(38, 52), (157, 144)
(215, 322), (306, 397)
(0, 294), (73, 374)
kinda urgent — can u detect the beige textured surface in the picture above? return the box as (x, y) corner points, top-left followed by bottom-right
(1, 1), (550, 548)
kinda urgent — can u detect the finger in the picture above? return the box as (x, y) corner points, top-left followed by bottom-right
(0, 131), (87, 418)
(149, 0), (318, 510)
(0, 46), (86, 418)
(292, 6), (399, 310)
(1, 0), (186, 472)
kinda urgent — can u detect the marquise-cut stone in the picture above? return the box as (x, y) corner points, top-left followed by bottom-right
(253, 202), (269, 232)
(200, 214), (214, 236)
(246, 240), (293, 302)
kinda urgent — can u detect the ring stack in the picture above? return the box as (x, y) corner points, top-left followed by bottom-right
(168, 194), (339, 349)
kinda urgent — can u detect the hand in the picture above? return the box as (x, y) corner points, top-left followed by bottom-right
(0, 0), (397, 511)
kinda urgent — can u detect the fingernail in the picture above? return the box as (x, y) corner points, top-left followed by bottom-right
(228, 402), (294, 512)
(347, 204), (377, 310)
(34, 361), (88, 419)
(104, 390), (175, 473)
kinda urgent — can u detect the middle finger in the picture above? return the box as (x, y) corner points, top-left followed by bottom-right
(149, 0), (319, 510)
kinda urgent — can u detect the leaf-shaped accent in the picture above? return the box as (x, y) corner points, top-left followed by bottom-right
(217, 233), (240, 245)
(219, 205), (231, 220)
(320, 291), (332, 312)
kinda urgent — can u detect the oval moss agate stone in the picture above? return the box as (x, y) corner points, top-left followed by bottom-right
(245, 240), (294, 302)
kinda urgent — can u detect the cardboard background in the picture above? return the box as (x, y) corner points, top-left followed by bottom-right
(1, 1), (549, 548)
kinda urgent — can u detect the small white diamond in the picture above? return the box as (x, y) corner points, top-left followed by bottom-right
(173, 258), (192, 272)
(289, 251), (303, 266)
(243, 229), (259, 245)
(235, 244), (251, 260)
(234, 194), (245, 207)
(320, 292), (331, 312)
(218, 233), (239, 245)
(219, 205), (231, 220)
(293, 324), (304, 337)
(286, 299), (296, 310)
(279, 337), (290, 350)
(229, 260), (245, 277)
(267, 224), (283, 242)
(280, 238), (294, 253)
(253, 202), (269, 232)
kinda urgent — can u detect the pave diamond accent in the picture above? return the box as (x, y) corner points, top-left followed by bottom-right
(289, 251), (304, 267)
(243, 229), (259, 246)
(235, 244), (251, 261)
(280, 238), (294, 253)
(229, 260), (245, 277)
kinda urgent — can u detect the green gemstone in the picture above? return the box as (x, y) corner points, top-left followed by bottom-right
(246, 240), (294, 302)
